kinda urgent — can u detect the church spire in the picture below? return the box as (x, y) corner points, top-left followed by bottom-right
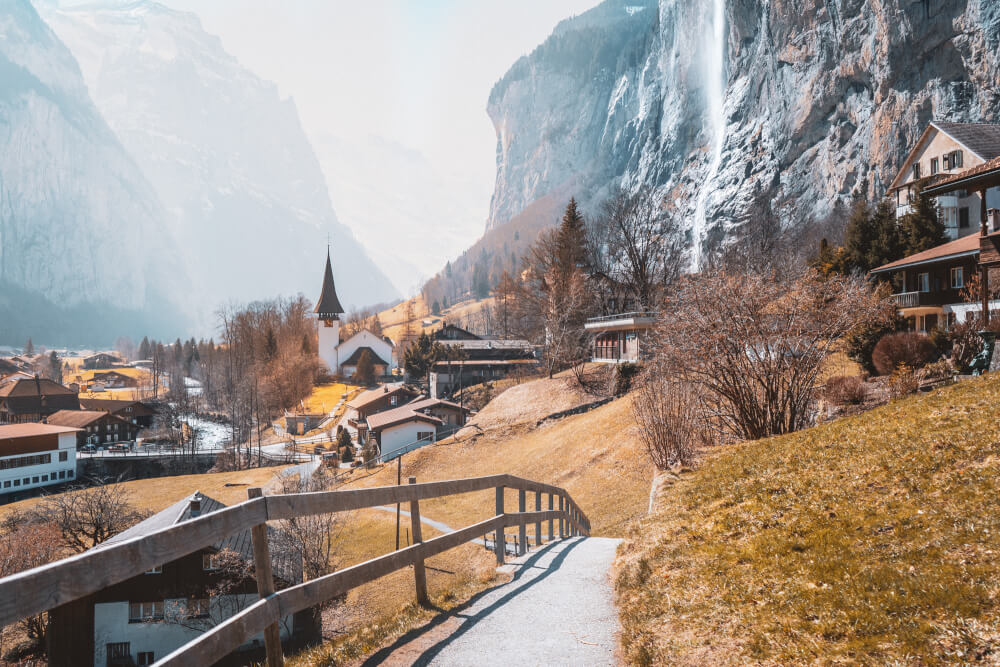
(314, 248), (344, 320)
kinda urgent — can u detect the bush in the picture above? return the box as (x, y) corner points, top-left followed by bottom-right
(887, 363), (919, 399)
(843, 290), (905, 375)
(631, 375), (704, 469)
(872, 332), (938, 375)
(823, 375), (868, 405)
(613, 362), (641, 395)
(920, 359), (955, 383)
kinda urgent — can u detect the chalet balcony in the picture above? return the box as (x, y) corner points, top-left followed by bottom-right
(891, 290), (964, 308)
(584, 311), (658, 332)
(896, 203), (912, 218)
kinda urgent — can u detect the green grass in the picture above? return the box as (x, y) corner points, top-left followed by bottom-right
(615, 373), (1000, 665)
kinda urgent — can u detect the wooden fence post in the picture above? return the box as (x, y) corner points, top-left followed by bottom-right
(408, 477), (428, 605)
(518, 488), (527, 556)
(559, 495), (565, 538)
(495, 484), (505, 564)
(535, 490), (542, 546)
(548, 493), (554, 541)
(247, 487), (283, 667)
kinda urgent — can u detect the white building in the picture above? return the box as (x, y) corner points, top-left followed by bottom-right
(366, 398), (468, 460)
(0, 423), (78, 498)
(314, 250), (396, 378)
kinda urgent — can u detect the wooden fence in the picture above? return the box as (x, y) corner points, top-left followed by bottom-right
(0, 473), (590, 666)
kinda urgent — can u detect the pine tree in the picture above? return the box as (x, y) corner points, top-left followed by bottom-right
(48, 351), (62, 383)
(900, 183), (946, 255)
(442, 295), (449, 310)
(868, 199), (905, 272)
(138, 336), (150, 360)
(556, 197), (589, 274)
(355, 349), (376, 386)
(263, 327), (278, 361)
(24, 338), (33, 355)
(432, 300), (441, 316)
(445, 261), (452, 278)
(843, 196), (903, 273)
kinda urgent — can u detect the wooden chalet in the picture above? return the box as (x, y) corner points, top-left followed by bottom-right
(83, 353), (124, 370)
(0, 377), (80, 424)
(79, 398), (156, 428)
(46, 410), (138, 448)
(366, 397), (468, 459)
(48, 492), (316, 667)
(428, 339), (537, 398)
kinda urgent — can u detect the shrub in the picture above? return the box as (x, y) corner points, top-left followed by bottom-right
(823, 375), (868, 405)
(613, 362), (641, 395)
(920, 359), (955, 383)
(888, 363), (919, 399)
(631, 375), (704, 469)
(842, 287), (905, 375)
(872, 332), (937, 375)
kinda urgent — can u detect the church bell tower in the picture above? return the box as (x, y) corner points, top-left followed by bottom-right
(314, 249), (345, 373)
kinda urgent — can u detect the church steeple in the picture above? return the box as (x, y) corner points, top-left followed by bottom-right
(314, 249), (344, 320)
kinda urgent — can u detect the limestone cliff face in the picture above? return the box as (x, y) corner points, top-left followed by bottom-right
(486, 0), (1000, 258)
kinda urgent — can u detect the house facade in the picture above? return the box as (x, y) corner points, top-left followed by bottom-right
(584, 312), (657, 363)
(887, 121), (1000, 239)
(366, 398), (467, 459)
(313, 251), (397, 378)
(79, 399), (156, 429)
(48, 493), (314, 667)
(428, 338), (537, 398)
(83, 353), (123, 370)
(46, 410), (138, 448)
(0, 423), (78, 499)
(0, 378), (81, 424)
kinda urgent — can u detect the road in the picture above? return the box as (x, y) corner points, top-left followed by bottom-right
(361, 536), (622, 666)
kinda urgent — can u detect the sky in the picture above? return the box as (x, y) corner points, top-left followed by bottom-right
(157, 0), (600, 294)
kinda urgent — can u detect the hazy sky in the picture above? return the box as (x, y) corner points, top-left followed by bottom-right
(158, 0), (599, 291)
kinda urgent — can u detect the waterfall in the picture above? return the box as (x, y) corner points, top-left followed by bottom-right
(690, 0), (727, 271)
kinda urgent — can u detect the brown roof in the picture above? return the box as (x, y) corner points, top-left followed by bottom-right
(431, 359), (539, 367)
(404, 397), (468, 413)
(314, 250), (344, 318)
(925, 155), (1000, 193)
(0, 423), (81, 439)
(47, 410), (125, 428)
(933, 121), (1000, 160)
(0, 378), (76, 398)
(79, 398), (153, 414)
(367, 404), (443, 431)
(869, 233), (981, 274)
(341, 346), (390, 367)
(347, 384), (413, 409)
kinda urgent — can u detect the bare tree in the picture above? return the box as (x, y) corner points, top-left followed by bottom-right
(0, 522), (62, 654)
(32, 478), (149, 552)
(632, 376), (705, 468)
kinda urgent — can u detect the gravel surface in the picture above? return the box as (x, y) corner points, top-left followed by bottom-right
(365, 536), (622, 666)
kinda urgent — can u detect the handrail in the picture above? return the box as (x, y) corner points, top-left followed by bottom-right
(0, 473), (590, 667)
(585, 311), (657, 323)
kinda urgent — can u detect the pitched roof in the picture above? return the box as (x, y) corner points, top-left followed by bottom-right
(0, 423), (81, 439)
(314, 250), (345, 318)
(932, 121), (1000, 160)
(79, 398), (153, 414)
(46, 409), (125, 428)
(367, 404), (443, 431)
(99, 492), (301, 585)
(0, 378), (76, 398)
(341, 346), (389, 367)
(438, 339), (533, 351)
(869, 233), (981, 274)
(347, 383), (413, 409)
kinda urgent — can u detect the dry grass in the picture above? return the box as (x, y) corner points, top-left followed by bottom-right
(460, 372), (597, 433)
(615, 373), (1000, 665)
(379, 296), (495, 344)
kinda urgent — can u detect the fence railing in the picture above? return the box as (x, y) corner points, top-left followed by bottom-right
(585, 311), (657, 324)
(0, 473), (590, 667)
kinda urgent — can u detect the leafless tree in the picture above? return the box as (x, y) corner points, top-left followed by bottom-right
(0, 522), (62, 653)
(632, 376), (705, 468)
(32, 478), (149, 553)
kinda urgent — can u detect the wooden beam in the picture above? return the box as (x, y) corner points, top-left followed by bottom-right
(248, 487), (283, 667)
(518, 488), (527, 556)
(495, 485), (505, 564)
(535, 490), (542, 547)
(408, 477), (428, 605)
(548, 493), (554, 541)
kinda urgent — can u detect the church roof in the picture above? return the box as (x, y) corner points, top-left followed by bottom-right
(341, 346), (390, 367)
(314, 250), (345, 319)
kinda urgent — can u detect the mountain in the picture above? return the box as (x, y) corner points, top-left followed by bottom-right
(484, 0), (1000, 263)
(0, 0), (188, 345)
(37, 0), (398, 319)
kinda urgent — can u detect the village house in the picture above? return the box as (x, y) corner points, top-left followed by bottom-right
(83, 352), (124, 370)
(79, 398), (156, 429)
(873, 148), (1000, 330)
(346, 383), (419, 443)
(0, 423), (78, 500)
(366, 397), (468, 460)
(427, 330), (537, 398)
(283, 411), (328, 436)
(86, 371), (140, 391)
(47, 492), (315, 667)
(0, 377), (81, 424)
(584, 311), (657, 364)
(888, 121), (1000, 239)
(46, 410), (138, 448)
(313, 250), (397, 379)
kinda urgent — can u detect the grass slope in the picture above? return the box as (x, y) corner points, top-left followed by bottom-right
(615, 374), (1000, 665)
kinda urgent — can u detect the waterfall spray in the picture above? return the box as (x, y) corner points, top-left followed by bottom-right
(690, 0), (727, 271)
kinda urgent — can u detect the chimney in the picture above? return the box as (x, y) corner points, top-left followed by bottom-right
(189, 493), (202, 517)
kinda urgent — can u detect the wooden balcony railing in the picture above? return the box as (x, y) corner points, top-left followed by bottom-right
(0, 474), (590, 667)
(892, 291), (920, 308)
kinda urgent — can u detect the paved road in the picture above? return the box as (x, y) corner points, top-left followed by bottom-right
(363, 536), (622, 666)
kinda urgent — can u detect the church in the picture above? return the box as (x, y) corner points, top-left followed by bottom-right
(314, 251), (397, 378)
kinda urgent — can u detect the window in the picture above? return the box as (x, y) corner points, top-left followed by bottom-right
(12, 480), (19, 487)
(128, 601), (164, 622)
(390, 396), (398, 406)
(186, 598), (210, 618)
(59, 451), (68, 462)
(953, 150), (963, 168)
(22, 478), (28, 486)
(931, 157), (938, 174)
(202, 553), (221, 571)
(137, 652), (155, 666)
(31, 476), (39, 484)
(41, 475), (47, 482)
(912, 163), (921, 180)
(943, 153), (951, 170)
(951, 267), (964, 289)
(3, 481), (9, 488)
(58, 471), (65, 479)
(417, 431), (435, 442)
(917, 273), (930, 292)
(960, 207), (970, 228)
(67, 470), (74, 478)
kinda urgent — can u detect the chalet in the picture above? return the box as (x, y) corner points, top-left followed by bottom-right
(888, 121), (1000, 239)
(428, 338), (537, 398)
(873, 154), (1000, 329)
(79, 398), (156, 428)
(346, 383), (418, 442)
(313, 250), (397, 378)
(1, 370), (35, 385)
(87, 371), (140, 390)
(0, 377), (81, 424)
(432, 323), (481, 340)
(0, 423), (78, 499)
(46, 410), (138, 448)
(366, 397), (468, 459)
(83, 352), (124, 370)
(584, 312), (657, 364)
(47, 492), (315, 667)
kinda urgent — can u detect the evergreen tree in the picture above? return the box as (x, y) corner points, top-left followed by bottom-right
(24, 338), (33, 355)
(556, 197), (589, 274)
(138, 336), (150, 360)
(900, 183), (946, 255)
(432, 300), (441, 316)
(442, 295), (449, 310)
(868, 199), (905, 273)
(354, 349), (376, 386)
(445, 261), (452, 278)
(48, 350), (62, 383)
(263, 327), (278, 361)
(844, 197), (903, 274)
(402, 331), (442, 380)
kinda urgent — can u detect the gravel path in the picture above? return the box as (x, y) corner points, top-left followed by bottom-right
(363, 536), (622, 666)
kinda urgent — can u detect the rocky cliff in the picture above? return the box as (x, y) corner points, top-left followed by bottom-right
(486, 0), (1000, 262)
